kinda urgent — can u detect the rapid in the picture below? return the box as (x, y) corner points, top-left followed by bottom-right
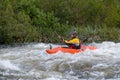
(0, 41), (120, 80)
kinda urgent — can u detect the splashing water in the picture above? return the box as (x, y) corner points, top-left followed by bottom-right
(0, 42), (120, 80)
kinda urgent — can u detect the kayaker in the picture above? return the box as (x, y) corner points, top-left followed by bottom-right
(64, 31), (81, 49)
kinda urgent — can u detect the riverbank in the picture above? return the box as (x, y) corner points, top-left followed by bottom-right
(1, 25), (120, 44)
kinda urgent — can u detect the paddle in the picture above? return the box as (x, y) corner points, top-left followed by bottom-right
(49, 44), (52, 49)
(81, 36), (89, 43)
(55, 32), (64, 41)
(80, 33), (93, 43)
(48, 32), (64, 49)
(53, 31), (91, 49)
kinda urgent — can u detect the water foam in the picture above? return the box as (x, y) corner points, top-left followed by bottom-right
(0, 60), (20, 71)
(0, 42), (120, 80)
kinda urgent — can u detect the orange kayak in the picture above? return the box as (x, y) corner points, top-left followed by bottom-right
(46, 45), (97, 54)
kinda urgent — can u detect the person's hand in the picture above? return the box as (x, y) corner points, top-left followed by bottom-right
(62, 38), (65, 42)
(58, 35), (61, 39)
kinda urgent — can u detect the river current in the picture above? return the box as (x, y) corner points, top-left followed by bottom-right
(0, 41), (120, 80)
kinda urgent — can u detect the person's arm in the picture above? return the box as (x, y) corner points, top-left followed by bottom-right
(65, 40), (74, 44)
(65, 38), (81, 44)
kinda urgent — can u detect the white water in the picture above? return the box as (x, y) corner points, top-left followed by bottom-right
(0, 42), (120, 80)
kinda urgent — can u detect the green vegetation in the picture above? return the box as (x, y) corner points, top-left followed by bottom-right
(0, 0), (120, 44)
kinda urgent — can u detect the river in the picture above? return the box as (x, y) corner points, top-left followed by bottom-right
(0, 41), (120, 80)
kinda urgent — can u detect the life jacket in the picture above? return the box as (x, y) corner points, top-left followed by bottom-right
(65, 37), (81, 49)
